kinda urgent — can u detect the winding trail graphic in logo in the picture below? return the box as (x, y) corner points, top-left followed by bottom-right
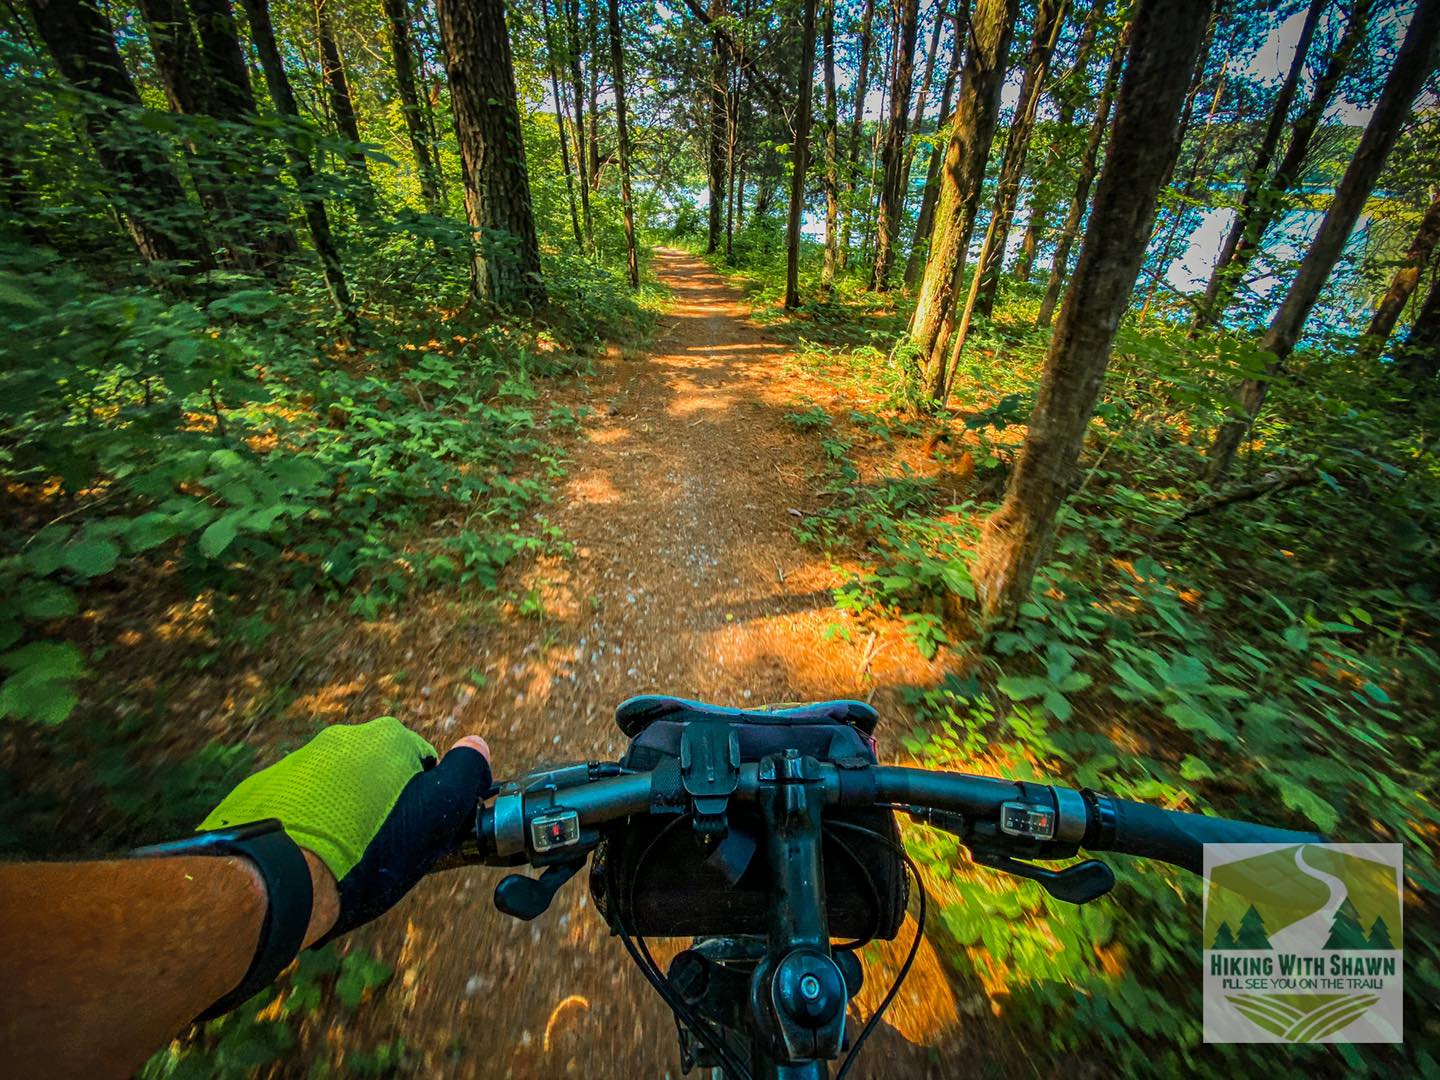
(1202, 843), (1402, 1044)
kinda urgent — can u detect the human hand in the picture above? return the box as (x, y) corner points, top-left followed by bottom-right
(201, 717), (492, 939)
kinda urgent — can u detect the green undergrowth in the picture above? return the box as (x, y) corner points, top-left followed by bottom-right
(0, 234), (655, 855)
(731, 248), (1440, 1075)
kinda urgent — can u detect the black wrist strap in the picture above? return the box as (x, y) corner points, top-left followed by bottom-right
(132, 819), (313, 1021)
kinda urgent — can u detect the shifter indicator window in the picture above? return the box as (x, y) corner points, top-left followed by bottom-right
(529, 809), (581, 851)
(999, 801), (1057, 840)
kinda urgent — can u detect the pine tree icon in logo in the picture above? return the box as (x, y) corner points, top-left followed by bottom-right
(1234, 904), (1272, 949)
(1325, 898), (1369, 949)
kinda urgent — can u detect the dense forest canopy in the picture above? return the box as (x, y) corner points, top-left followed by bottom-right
(1, 0), (1438, 1073)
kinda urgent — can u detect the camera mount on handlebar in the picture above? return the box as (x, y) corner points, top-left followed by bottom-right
(680, 721), (740, 837)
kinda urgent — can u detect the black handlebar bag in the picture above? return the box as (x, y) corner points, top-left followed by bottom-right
(590, 696), (909, 940)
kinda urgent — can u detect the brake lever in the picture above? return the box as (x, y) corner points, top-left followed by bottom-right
(970, 851), (1115, 905)
(494, 859), (586, 920)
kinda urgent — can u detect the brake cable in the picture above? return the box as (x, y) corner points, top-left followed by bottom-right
(825, 820), (928, 1080)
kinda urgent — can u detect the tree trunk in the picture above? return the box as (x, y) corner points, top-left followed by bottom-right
(540, 0), (582, 247)
(784, 0), (819, 309)
(903, 0), (964, 289)
(1395, 270), (1440, 385)
(898, 1), (945, 215)
(316, 0), (366, 170)
(1188, 0), (1324, 329)
(239, 0), (354, 324)
(869, 0), (919, 291)
(587, 0), (601, 187)
(607, 0), (639, 287)
(1364, 189), (1440, 355)
(706, 0), (729, 254)
(1195, 0), (1374, 330)
(1014, 0), (1103, 283)
(565, 0), (594, 249)
(384, 0), (443, 211)
(821, 0), (840, 290)
(909, 0), (1018, 402)
(964, 0), (1068, 323)
(28, 0), (209, 266)
(188, 0), (256, 116)
(1037, 20), (1127, 328)
(437, 0), (547, 307)
(973, 0), (1217, 621)
(1207, 0), (1440, 479)
(838, 0), (876, 270)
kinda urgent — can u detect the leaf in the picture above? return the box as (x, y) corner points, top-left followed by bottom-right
(1179, 754), (1216, 781)
(62, 535), (120, 578)
(1167, 653), (1208, 687)
(0, 642), (86, 725)
(336, 951), (392, 1009)
(1267, 774), (1338, 833)
(199, 512), (244, 558)
(996, 675), (1051, 701)
(1281, 624), (1310, 652)
(1057, 671), (1093, 693)
(18, 580), (77, 620)
(1162, 700), (1233, 743)
(125, 512), (180, 552)
(1110, 657), (1159, 698)
(1043, 690), (1073, 721)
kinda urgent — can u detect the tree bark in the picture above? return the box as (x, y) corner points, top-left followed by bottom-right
(1014, 0), (1103, 283)
(869, 0), (919, 291)
(383, 0), (444, 211)
(438, 0), (547, 307)
(784, 0), (819, 309)
(28, 0), (209, 266)
(903, 0), (964, 289)
(587, 0), (601, 187)
(565, 0), (595, 248)
(1395, 270), (1440, 385)
(1364, 188), (1440, 355)
(838, 0), (876, 270)
(188, 0), (256, 117)
(316, 0), (366, 170)
(607, 0), (639, 287)
(973, 0), (1217, 621)
(898, 1), (945, 214)
(821, 0), (840, 290)
(964, 0), (1068, 323)
(1037, 19), (1127, 328)
(706, 0), (729, 254)
(908, 0), (1018, 401)
(1207, 0), (1440, 479)
(1195, 0), (1374, 330)
(239, 0), (354, 323)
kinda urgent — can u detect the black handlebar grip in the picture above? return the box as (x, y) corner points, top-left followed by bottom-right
(1093, 795), (1326, 874)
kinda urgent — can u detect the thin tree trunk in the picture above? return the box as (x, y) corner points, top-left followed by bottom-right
(383, 0), (443, 211)
(838, 0), (876, 270)
(973, 0), (1216, 621)
(1365, 189), (1440, 355)
(29, 0), (209, 266)
(437, 0), (547, 307)
(725, 65), (740, 259)
(784, 0), (819, 309)
(539, 0), (582, 247)
(1195, 0), (1374, 331)
(706, 0), (729, 254)
(1208, 0), (1440, 480)
(1396, 270), (1440, 385)
(821, 0), (840, 290)
(860, 19), (895, 267)
(869, 0), (919, 291)
(1037, 21), (1128, 328)
(963, 0), (1068, 326)
(898, 0), (945, 214)
(240, 0), (354, 324)
(587, 0), (600, 187)
(1015, 0), (1103, 283)
(565, 0), (594, 249)
(903, 0), (964, 289)
(909, 0), (1018, 401)
(316, 0), (366, 171)
(607, 0), (638, 287)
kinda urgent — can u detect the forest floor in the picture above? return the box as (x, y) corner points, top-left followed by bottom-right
(325, 248), (1031, 1078)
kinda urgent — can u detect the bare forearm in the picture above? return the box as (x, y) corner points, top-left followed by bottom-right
(0, 852), (337, 1078)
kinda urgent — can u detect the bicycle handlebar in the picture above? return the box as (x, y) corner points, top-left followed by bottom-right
(471, 759), (1324, 877)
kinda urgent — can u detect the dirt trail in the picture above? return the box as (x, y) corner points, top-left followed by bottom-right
(349, 249), (1014, 1078)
